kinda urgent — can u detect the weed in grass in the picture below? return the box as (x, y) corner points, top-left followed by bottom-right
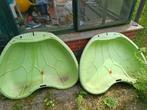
(44, 97), (55, 108)
(75, 89), (90, 110)
(11, 103), (23, 110)
(76, 94), (85, 110)
(103, 96), (118, 109)
(131, 50), (147, 102)
(79, 90), (88, 97)
(133, 12), (147, 100)
(132, 66), (147, 102)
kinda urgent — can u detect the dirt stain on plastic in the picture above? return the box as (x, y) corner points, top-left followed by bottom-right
(60, 75), (69, 83)
(109, 70), (112, 75)
(41, 70), (44, 75)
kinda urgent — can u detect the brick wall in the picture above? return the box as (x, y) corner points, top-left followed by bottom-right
(65, 31), (137, 53)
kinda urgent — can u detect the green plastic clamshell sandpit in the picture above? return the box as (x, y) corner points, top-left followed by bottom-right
(80, 32), (146, 94)
(0, 32), (78, 99)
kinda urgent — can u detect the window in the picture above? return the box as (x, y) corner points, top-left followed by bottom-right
(5, 0), (136, 33)
(77, 0), (136, 30)
(7, 0), (73, 32)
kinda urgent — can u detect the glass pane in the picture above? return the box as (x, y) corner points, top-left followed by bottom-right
(78, 0), (135, 30)
(7, 0), (73, 32)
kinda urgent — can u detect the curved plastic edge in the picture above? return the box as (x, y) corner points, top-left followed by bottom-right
(0, 32), (78, 99)
(79, 32), (146, 94)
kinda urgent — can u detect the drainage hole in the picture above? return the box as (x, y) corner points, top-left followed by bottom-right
(116, 79), (122, 82)
(40, 85), (47, 88)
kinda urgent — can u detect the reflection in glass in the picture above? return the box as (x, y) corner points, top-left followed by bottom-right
(78, 0), (135, 30)
(7, 0), (73, 31)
